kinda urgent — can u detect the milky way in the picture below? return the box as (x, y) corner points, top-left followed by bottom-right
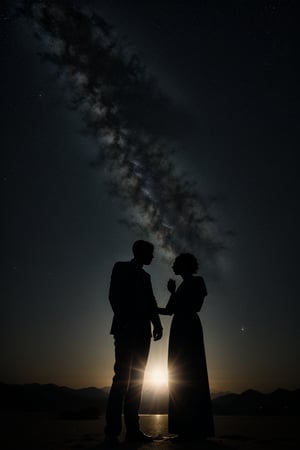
(20, 0), (227, 264)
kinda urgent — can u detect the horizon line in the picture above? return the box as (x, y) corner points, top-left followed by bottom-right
(1, 381), (299, 396)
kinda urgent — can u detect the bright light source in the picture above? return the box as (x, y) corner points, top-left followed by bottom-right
(145, 366), (168, 388)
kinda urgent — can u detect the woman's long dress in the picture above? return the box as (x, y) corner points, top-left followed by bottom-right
(165, 276), (214, 438)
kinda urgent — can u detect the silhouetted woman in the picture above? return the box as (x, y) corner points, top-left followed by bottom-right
(158, 253), (214, 442)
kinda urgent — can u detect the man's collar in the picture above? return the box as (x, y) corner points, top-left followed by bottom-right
(131, 258), (143, 269)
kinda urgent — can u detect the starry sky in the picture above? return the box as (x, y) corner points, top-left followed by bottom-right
(1, 0), (299, 393)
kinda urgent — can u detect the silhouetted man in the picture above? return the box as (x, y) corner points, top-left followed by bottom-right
(105, 240), (163, 445)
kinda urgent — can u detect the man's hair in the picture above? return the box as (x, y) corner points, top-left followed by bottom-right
(132, 240), (154, 257)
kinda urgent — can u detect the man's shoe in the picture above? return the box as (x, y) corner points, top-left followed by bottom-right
(125, 430), (153, 443)
(104, 435), (121, 446)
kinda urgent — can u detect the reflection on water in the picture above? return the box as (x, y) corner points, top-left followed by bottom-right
(138, 414), (168, 438)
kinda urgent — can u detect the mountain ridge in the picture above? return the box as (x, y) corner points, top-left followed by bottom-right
(0, 382), (299, 416)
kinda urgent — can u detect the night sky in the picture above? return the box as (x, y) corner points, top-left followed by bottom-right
(1, 0), (299, 394)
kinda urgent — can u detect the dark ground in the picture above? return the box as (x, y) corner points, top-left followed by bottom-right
(1, 414), (299, 450)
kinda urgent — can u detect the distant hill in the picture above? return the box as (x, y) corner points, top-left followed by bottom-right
(141, 387), (168, 413)
(0, 383), (108, 418)
(212, 388), (300, 416)
(0, 383), (299, 416)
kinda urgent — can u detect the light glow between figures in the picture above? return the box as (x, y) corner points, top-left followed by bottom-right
(145, 366), (168, 388)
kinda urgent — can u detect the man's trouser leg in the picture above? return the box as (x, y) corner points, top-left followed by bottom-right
(124, 335), (151, 434)
(105, 336), (132, 437)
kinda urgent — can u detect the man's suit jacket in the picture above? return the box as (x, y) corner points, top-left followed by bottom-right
(109, 259), (162, 337)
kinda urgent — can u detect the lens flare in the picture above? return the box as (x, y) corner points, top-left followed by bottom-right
(145, 366), (168, 388)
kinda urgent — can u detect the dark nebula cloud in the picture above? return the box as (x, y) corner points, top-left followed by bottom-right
(19, 0), (227, 264)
